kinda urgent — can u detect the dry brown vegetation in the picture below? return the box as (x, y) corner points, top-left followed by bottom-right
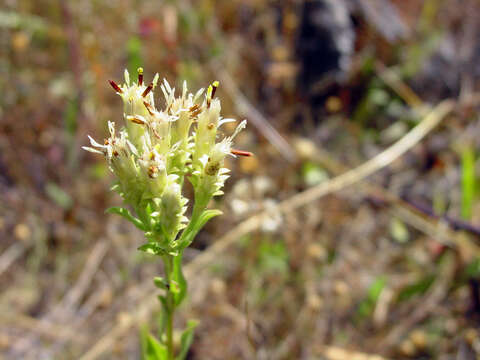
(2, 0), (480, 359)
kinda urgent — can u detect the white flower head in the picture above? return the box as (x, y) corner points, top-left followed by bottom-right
(84, 71), (249, 252)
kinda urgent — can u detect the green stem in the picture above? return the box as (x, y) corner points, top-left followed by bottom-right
(177, 193), (209, 248)
(160, 192), (211, 358)
(164, 254), (175, 360)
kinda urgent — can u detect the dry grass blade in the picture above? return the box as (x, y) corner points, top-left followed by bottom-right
(214, 63), (297, 163)
(381, 252), (456, 348)
(375, 62), (423, 108)
(61, 240), (109, 310)
(11, 241), (109, 358)
(280, 100), (454, 211)
(79, 283), (156, 360)
(79, 99), (454, 360)
(0, 313), (88, 344)
(318, 345), (390, 360)
(0, 242), (27, 277)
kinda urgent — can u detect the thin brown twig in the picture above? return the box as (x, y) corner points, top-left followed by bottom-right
(278, 100), (453, 212)
(213, 62), (297, 163)
(0, 242), (27, 277)
(375, 62), (423, 109)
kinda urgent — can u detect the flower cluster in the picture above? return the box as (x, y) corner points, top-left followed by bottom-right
(83, 68), (248, 255)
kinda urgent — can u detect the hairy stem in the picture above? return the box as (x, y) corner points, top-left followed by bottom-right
(164, 254), (175, 360)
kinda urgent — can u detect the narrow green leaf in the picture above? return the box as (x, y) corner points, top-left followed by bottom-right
(465, 258), (480, 278)
(173, 252), (187, 306)
(127, 36), (143, 75)
(157, 295), (167, 309)
(145, 333), (168, 360)
(176, 320), (199, 360)
(154, 294), (170, 341)
(153, 276), (168, 290)
(356, 276), (387, 320)
(140, 325), (149, 359)
(138, 243), (163, 255)
(397, 275), (435, 302)
(368, 276), (386, 302)
(199, 209), (223, 222)
(141, 326), (168, 360)
(145, 202), (154, 217)
(64, 96), (78, 136)
(45, 182), (73, 209)
(461, 147), (476, 220)
(106, 206), (146, 231)
(179, 209), (222, 249)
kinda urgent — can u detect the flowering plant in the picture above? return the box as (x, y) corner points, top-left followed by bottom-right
(83, 68), (249, 359)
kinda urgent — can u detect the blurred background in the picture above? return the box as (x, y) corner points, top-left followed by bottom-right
(2, 0), (480, 359)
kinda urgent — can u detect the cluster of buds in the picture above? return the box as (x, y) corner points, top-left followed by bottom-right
(84, 68), (250, 254)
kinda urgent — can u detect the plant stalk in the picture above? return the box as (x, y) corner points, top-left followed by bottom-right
(164, 254), (175, 360)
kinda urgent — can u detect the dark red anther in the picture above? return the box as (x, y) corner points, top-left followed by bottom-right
(231, 149), (253, 157)
(129, 116), (145, 125)
(108, 80), (123, 94)
(189, 104), (202, 118)
(143, 101), (154, 115)
(142, 83), (153, 97)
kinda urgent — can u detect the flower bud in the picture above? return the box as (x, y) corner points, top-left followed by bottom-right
(157, 181), (188, 239)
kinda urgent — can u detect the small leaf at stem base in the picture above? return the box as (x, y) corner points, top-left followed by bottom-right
(176, 320), (199, 360)
(106, 206), (146, 231)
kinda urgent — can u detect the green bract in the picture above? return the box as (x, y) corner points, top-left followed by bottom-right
(83, 69), (246, 256)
